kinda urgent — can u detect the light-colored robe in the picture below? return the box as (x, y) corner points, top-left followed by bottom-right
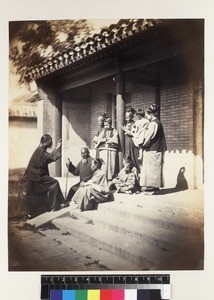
(73, 169), (110, 211)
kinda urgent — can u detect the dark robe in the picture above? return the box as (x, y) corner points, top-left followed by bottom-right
(140, 118), (167, 189)
(66, 156), (94, 201)
(24, 146), (65, 216)
(124, 120), (140, 172)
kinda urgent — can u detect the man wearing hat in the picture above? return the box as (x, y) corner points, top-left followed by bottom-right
(96, 117), (119, 181)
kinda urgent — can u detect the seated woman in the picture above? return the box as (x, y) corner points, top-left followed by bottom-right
(72, 158), (110, 211)
(110, 159), (139, 194)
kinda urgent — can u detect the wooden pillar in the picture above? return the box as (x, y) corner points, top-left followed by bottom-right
(155, 72), (161, 119)
(116, 68), (125, 170)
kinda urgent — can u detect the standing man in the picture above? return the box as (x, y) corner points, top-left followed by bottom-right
(66, 147), (94, 201)
(25, 134), (68, 217)
(96, 117), (119, 181)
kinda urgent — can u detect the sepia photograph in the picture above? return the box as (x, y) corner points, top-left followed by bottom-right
(8, 18), (204, 272)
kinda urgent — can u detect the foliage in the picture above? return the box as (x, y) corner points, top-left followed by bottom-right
(9, 20), (92, 83)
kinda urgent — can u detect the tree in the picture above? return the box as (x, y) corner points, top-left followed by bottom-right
(9, 20), (92, 84)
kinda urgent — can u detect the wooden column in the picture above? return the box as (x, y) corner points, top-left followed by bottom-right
(155, 72), (161, 119)
(116, 69), (125, 170)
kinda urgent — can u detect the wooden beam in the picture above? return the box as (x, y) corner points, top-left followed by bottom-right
(122, 43), (194, 72)
(125, 75), (156, 87)
(58, 65), (117, 91)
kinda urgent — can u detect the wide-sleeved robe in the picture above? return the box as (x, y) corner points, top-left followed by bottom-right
(96, 128), (119, 181)
(140, 118), (167, 189)
(25, 146), (65, 215)
(72, 169), (110, 211)
(66, 156), (94, 201)
(112, 167), (139, 193)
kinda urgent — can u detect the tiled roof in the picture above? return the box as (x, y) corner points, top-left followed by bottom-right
(26, 19), (161, 81)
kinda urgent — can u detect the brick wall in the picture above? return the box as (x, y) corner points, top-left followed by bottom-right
(91, 84), (113, 150)
(38, 83), (62, 177)
(131, 83), (156, 112)
(160, 65), (195, 188)
(161, 68), (194, 152)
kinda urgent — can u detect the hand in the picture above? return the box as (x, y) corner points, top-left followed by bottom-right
(56, 139), (62, 149)
(66, 158), (71, 168)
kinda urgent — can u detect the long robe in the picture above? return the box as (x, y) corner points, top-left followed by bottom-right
(67, 156), (94, 201)
(72, 169), (110, 211)
(93, 127), (104, 158)
(124, 120), (140, 172)
(24, 146), (65, 215)
(140, 118), (167, 189)
(113, 167), (139, 193)
(96, 128), (119, 180)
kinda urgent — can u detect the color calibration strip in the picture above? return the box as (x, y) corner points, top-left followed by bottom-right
(41, 274), (170, 300)
(50, 289), (164, 300)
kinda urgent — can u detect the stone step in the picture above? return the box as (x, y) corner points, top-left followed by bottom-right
(97, 193), (203, 235)
(60, 208), (200, 253)
(37, 225), (139, 271)
(52, 213), (201, 270)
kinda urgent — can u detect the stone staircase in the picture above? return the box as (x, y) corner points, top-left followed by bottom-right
(37, 183), (203, 271)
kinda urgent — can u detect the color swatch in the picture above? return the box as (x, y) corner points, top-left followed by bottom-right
(50, 289), (162, 300)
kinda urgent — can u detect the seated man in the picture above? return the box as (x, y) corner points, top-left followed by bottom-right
(24, 134), (68, 217)
(110, 160), (139, 194)
(66, 147), (94, 201)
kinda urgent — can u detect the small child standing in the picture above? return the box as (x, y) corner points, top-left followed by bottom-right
(132, 108), (149, 160)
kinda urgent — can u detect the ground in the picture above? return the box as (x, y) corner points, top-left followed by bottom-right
(8, 182), (204, 272)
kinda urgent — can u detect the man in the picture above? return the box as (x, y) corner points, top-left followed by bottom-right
(25, 134), (68, 217)
(66, 147), (94, 201)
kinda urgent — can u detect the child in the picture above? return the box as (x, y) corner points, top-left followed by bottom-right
(111, 159), (139, 194)
(132, 108), (149, 160)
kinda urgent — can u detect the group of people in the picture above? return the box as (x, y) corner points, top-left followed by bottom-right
(91, 104), (167, 195)
(24, 103), (167, 217)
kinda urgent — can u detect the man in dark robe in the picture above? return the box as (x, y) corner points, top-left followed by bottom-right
(66, 147), (94, 201)
(24, 134), (68, 217)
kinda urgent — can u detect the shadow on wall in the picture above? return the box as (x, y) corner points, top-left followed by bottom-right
(63, 92), (91, 149)
(160, 167), (188, 195)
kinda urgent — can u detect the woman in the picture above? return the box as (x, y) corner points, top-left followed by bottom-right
(140, 104), (167, 195)
(72, 158), (110, 211)
(122, 108), (140, 172)
(96, 117), (119, 181)
(93, 113), (108, 158)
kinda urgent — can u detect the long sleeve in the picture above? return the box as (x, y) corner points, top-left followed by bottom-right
(43, 148), (61, 165)
(68, 161), (77, 174)
(106, 129), (119, 144)
(143, 121), (158, 148)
